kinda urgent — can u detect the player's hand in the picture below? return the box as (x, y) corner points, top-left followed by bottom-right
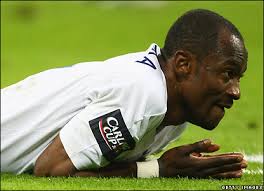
(158, 139), (247, 179)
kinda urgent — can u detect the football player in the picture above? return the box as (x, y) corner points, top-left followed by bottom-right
(1, 9), (248, 178)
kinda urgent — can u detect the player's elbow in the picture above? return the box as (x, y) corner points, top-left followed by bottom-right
(34, 163), (60, 177)
(33, 135), (77, 177)
(34, 159), (75, 177)
(34, 162), (49, 177)
(33, 155), (54, 177)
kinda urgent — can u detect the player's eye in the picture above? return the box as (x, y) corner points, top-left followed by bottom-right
(221, 70), (236, 83)
(221, 71), (231, 81)
(222, 72), (229, 78)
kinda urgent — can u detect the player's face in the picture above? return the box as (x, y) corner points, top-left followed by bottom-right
(182, 33), (247, 130)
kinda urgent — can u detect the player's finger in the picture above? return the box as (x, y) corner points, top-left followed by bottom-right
(206, 144), (220, 152)
(202, 152), (244, 158)
(183, 139), (219, 154)
(210, 170), (243, 179)
(241, 159), (248, 168)
(201, 162), (246, 176)
(196, 155), (243, 168)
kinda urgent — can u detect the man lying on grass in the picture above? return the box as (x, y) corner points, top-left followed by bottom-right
(1, 9), (248, 178)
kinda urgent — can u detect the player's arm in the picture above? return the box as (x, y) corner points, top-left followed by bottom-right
(34, 136), (247, 178)
(33, 134), (137, 177)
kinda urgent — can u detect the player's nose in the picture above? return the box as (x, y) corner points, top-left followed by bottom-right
(226, 79), (240, 100)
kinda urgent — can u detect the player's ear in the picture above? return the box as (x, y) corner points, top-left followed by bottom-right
(172, 50), (194, 81)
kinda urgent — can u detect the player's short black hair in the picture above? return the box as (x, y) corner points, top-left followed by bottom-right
(162, 9), (245, 61)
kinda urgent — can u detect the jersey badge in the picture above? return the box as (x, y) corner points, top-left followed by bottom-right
(89, 109), (135, 161)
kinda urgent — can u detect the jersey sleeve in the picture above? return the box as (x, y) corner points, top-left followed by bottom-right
(59, 79), (156, 171)
(60, 107), (136, 170)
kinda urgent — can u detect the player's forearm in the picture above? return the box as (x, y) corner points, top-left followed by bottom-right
(73, 162), (137, 177)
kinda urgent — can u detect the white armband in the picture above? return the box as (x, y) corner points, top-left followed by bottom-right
(136, 159), (159, 178)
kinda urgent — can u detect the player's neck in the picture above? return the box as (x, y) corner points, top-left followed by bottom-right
(158, 54), (187, 126)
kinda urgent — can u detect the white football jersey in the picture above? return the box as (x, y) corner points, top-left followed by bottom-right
(1, 43), (187, 174)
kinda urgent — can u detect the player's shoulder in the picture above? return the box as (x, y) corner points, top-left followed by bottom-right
(137, 70), (167, 116)
(117, 62), (167, 118)
(104, 43), (161, 70)
(108, 44), (167, 116)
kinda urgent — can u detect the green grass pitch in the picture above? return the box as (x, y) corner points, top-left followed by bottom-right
(1, 1), (263, 190)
